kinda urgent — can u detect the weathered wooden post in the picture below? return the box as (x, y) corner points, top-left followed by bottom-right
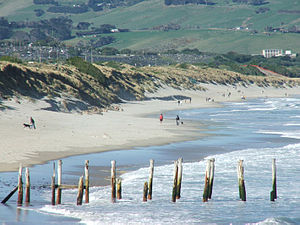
(270, 158), (277, 201)
(77, 176), (84, 205)
(1, 187), (18, 204)
(117, 178), (122, 200)
(111, 160), (116, 203)
(203, 159), (211, 202)
(17, 165), (23, 206)
(237, 160), (246, 201)
(143, 181), (148, 202)
(172, 161), (178, 202)
(85, 160), (89, 203)
(56, 160), (62, 204)
(208, 158), (215, 199)
(25, 168), (30, 205)
(176, 158), (183, 199)
(148, 159), (154, 200)
(51, 162), (56, 205)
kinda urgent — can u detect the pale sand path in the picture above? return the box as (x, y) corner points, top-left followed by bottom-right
(0, 84), (299, 172)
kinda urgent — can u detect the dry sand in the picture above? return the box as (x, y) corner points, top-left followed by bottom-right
(1, 84), (299, 172)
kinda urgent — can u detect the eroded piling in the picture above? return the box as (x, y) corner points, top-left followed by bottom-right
(51, 163), (56, 205)
(270, 158), (277, 201)
(77, 176), (84, 205)
(17, 165), (23, 206)
(56, 160), (62, 204)
(172, 161), (178, 202)
(203, 159), (211, 202)
(117, 178), (122, 200)
(25, 168), (30, 204)
(148, 159), (154, 200)
(176, 158), (183, 199)
(143, 181), (148, 202)
(237, 160), (246, 201)
(111, 160), (116, 203)
(85, 160), (89, 203)
(208, 158), (215, 199)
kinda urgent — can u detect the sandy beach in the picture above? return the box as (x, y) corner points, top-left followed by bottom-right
(1, 83), (300, 172)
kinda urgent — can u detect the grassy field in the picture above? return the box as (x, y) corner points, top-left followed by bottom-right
(2, 0), (300, 54)
(93, 30), (300, 54)
(5, 0), (300, 30)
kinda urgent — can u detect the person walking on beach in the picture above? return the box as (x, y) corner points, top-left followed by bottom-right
(160, 113), (163, 123)
(30, 117), (36, 129)
(176, 115), (180, 126)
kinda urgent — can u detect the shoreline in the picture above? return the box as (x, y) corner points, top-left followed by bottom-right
(1, 83), (300, 172)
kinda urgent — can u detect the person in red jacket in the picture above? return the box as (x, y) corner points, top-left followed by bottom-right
(159, 113), (163, 123)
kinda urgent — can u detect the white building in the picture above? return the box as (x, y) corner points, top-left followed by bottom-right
(262, 49), (283, 58)
(262, 49), (296, 58)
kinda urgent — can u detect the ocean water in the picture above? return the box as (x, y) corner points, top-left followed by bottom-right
(1, 96), (300, 224)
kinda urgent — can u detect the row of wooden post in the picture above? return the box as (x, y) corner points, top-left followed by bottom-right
(50, 159), (90, 206)
(143, 159), (155, 202)
(1, 157), (278, 206)
(1, 165), (31, 206)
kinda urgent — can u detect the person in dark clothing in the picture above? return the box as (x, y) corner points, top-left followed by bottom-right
(176, 115), (180, 126)
(30, 117), (36, 129)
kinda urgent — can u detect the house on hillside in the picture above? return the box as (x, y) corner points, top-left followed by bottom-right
(262, 49), (296, 58)
(262, 49), (283, 58)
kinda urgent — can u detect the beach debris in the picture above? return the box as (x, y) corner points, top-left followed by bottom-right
(111, 160), (116, 203)
(51, 162), (56, 205)
(25, 168), (30, 205)
(270, 158), (277, 201)
(85, 160), (90, 203)
(176, 158), (183, 199)
(57, 160), (62, 204)
(237, 160), (246, 201)
(143, 182), (148, 202)
(117, 178), (122, 200)
(172, 160), (179, 203)
(148, 159), (154, 200)
(77, 176), (84, 205)
(17, 165), (23, 206)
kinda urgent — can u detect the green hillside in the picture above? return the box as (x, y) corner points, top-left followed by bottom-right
(0, 0), (299, 54)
